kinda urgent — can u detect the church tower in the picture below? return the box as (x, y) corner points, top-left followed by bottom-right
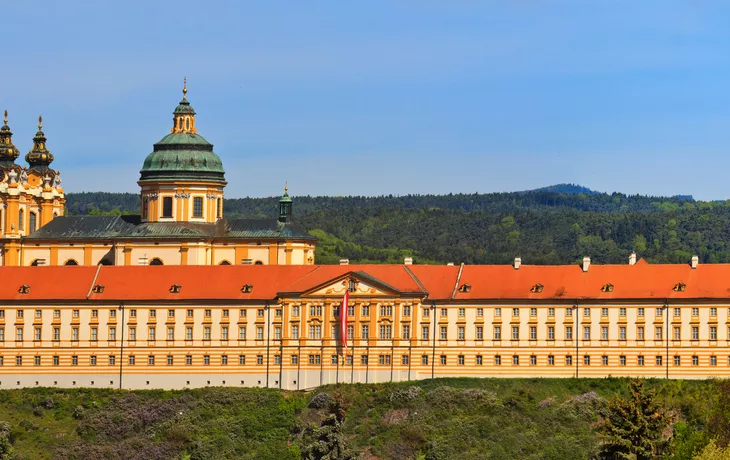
(0, 112), (64, 265)
(138, 80), (226, 223)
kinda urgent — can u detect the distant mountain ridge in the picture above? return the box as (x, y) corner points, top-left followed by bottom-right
(525, 183), (599, 195)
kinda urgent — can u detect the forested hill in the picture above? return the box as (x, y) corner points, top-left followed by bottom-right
(64, 187), (729, 266)
(66, 186), (699, 216)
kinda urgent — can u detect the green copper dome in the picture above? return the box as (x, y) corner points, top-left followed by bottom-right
(139, 85), (226, 184)
(139, 132), (226, 183)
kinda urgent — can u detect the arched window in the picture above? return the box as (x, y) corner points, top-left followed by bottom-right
(18, 209), (24, 231)
(150, 258), (164, 266)
(217, 198), (222, 219)
(219, 260), (231, 266)
(29, 212), (37, 233)
(64, 259), (79, 266)
(185, 117), (190, 130)
(254, 260), (263, 265)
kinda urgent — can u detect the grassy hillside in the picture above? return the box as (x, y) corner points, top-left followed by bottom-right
(0, 378), (721, 460)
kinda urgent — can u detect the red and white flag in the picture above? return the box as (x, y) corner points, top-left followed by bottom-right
(340, 290), (349, 349)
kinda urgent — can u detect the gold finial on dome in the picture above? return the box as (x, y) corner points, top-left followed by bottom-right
(182, 77), (187, 99)
(38, 115), (43, 130)
(285, 181), (288, 193)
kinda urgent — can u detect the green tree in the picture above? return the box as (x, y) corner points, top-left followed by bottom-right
(694, 440), (730, 460)
(0, 421), (14, 460)
(709, 380), (730, 447)
(598, 379), (671, 460)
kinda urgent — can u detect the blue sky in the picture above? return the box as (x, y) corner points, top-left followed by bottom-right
(3, 1), (730, 200)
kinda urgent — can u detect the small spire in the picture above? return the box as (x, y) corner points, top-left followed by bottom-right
(3, 110), (7, 125)
(284, 181), (288, 194)
(182, 77), (187, 100)
(38, 115), (42, 130)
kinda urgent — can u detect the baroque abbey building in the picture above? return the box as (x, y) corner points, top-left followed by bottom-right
(0, 258), (728, 389)
(1, 83), (728, 389)
(0, 83), (315, 267)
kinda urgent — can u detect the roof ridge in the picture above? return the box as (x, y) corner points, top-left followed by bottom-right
(404, 265), (429, 295)
(280, 265), (321, 292)
(450, 263), (465, 300)
(86, 264), (103, 300)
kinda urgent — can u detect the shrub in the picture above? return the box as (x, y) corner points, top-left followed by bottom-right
(388, 386), (423, 405)
(308, 393), (332, 410)
(72, 405), (85, 420)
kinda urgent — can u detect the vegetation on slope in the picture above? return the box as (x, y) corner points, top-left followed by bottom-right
(0, 378), (730, 459)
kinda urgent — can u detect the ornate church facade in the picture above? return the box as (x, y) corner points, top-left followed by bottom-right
(0, 83), (316, 266)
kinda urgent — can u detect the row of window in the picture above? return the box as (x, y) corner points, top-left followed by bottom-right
(2, 354), (259, 367)
(4, 323), (729, 343)
(152, 196), (217, 219)
(5, 306), (727, 322)
(0, 308), (265, 320)
(15, 209), (39, 233)
(2, 353), (726, 368)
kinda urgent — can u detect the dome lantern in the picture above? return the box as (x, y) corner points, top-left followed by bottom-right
(139, 80), (226, 184)
(171, 77), (197, 134)
(25, 115), (55, 172)
(0, 110), (20, 169)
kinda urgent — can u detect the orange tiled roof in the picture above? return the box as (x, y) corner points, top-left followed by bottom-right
(406, 265), (460, 300)
(0, 266), (100, 301)
(0, 263), (729, 303)
(88, 265), (318, 301)
(451, 263), (730, 301)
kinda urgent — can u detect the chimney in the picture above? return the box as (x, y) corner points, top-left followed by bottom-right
(691, 255), (699, 269)
(514, 257), (521, 270)
(582, 256), (590, 272)
(404, 257), (413, 265)
(629, 253), (637, 266)
(339, 259), (349, 265)
(446, 262), (455, 266)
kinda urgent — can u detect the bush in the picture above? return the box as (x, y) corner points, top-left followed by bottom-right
(72, 405), (85, 420)
(308, 393), (333, 410)
(388, 386), (423, 405)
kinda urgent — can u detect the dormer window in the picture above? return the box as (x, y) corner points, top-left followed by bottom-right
(92, 284), (105, 294)
(241, 284), (253, 294)
(601, 283), (614, 293)
(18, 285), (30, 295)
(673, 282), (686, 292)
(458, 283), (472, 293)
(530, 283), (544, 293)
(169, 284), (182, 294)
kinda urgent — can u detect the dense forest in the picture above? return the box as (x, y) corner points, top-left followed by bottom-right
(64, 185), (729, 265)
